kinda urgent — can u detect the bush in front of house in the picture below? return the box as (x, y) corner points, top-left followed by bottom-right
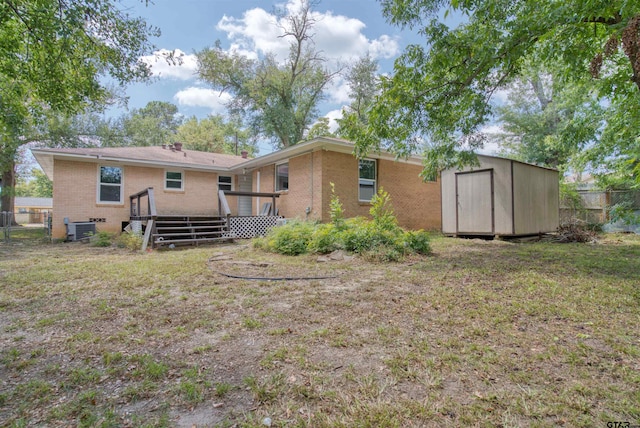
(254, 187), (431, 260)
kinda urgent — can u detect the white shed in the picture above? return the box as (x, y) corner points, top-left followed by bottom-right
(441, 155), (559, 237)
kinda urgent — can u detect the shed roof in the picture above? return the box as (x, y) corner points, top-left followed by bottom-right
(14, 197), (53, 208)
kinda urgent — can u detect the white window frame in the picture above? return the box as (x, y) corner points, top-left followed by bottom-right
(164, 170), (184, 191)
(97, 165), (124, 204)
(218, 175), (234, 192)
(275, 162), (289, 191)
(358, 158), (377, 202)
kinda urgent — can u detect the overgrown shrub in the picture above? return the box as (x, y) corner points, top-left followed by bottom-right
(308, 223), (341, 254)
(92, 231), (113, 247)
(255, 189), (432, 261)
(370, 188), (397, 231)
(329, 182), (345, 229)
(116, 232), (143, 251)
(259, 220), (315, 255)
(404, 230), (432, 255)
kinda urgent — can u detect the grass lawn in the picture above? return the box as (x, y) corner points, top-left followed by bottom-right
(0, 229), (639, 427)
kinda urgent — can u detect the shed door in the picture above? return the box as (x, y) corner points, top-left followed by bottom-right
(456, 170), (494, 234)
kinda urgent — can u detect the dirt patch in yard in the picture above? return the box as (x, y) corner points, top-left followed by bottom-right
(1, 234), (639, 427)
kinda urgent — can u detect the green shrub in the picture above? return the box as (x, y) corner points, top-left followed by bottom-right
(308, 223), (341, 254)
(263, 221), (315, 255)
(329, 182), (345, 229)
(404, 230), (432, 255)
(340, 220), (377, 253)
(254, 190), (432, 261)
(370, 188), (398, 231)
(116, 232), (143, 251)
(92, 231), (112, 247)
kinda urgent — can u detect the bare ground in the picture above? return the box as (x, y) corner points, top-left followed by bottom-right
(0, 233), (639, 427)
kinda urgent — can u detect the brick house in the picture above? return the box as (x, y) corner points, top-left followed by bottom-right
(32, 137), (442, 243)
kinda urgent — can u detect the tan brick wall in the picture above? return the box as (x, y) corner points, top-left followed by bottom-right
(320, 151), (369, 221)
(377, 159), (441, 230)
(52, 159), (224, 239)
(252, 150), (441, 231)
(321, 152), (441, 230)
(253, 152), (324, 220)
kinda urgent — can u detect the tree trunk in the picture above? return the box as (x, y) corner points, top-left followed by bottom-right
(0, 160), (17, 226)
(622, 15), (640, 91)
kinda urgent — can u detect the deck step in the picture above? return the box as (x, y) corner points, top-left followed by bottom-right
(155, 225), (227, 231)
(156, 220), (227, 226)
(153, 231), (227, 238)
(150, 215), (231, 248)
(154, 236), (231, 246)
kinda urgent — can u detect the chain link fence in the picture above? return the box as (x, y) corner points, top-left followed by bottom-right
(2, 211), (13, 242)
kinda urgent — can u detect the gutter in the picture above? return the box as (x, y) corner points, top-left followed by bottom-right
(31, 149), (241, 174)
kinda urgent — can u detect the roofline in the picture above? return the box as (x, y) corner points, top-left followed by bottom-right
(476, 154), (559, 172)
(228, 136), (425, 173)
(31, 148), (241, 179)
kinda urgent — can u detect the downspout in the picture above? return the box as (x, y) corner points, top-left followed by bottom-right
(256, 171), (261, 215)
(309, 151), (313, 219)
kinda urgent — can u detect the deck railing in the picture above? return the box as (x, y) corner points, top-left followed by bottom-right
(218, 190), (232, 232)
(129, 187), (157, 220)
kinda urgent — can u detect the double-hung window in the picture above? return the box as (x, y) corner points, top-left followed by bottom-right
(358, 159), (376, 202)
(98, 166), (123, 203)
(218, 175), (233, 192)
(275, 162), (289, 191)
(165, 171), (183, 190)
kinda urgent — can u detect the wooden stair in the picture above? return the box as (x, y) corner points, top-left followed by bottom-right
(152, 215), (231, 248)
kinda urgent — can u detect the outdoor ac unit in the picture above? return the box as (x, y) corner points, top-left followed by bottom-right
(66, 222), (96, 241)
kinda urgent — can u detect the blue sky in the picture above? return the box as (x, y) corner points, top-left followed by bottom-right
(109, 0), (504, 156)
(111, 0), (422, 153)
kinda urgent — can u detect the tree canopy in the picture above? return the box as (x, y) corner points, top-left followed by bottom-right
(196, 0), (337, 149)
(122, 101), (181, 147)
(492, 62), (602, 173)
(355, 0), (640, 182)
(0, 0), (158, 212)
(176, 115), (256, 155)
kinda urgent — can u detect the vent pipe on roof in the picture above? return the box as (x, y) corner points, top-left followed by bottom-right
(241, 150), (248, 159)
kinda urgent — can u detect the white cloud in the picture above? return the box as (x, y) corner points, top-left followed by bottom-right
(174, 87), (231, 114)
(140, 49), (198, 80)
(323, 109), (344, 133)
(216, 1), (399, 63)
(326, 77), (352, 104)
(477, 124), (505, 155)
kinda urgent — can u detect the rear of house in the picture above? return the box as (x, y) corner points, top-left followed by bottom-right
(240, 137), (442, 231)
(33, 137), (443, 241)
(33, 145), (250, 240)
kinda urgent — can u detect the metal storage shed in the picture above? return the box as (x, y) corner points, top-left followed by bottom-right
(441, 155), (559, 237)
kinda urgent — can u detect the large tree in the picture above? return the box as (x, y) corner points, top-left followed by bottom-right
(337, 55), (380, 140)
(122, 101), (182, 147)
(355, 0), (640, 181)
(176, 115), (256, 155)
(196, 0), (337, 149)
(0, 0), (158, 216)
(492, 62), (602, 172)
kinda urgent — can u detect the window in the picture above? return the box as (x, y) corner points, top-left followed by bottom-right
(218, 175), (233, 192)
(165, 171), (183, 190)
(275, 162), (289, 191)
(98, 166), (123, 203)
(358, 159), (376, 202)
